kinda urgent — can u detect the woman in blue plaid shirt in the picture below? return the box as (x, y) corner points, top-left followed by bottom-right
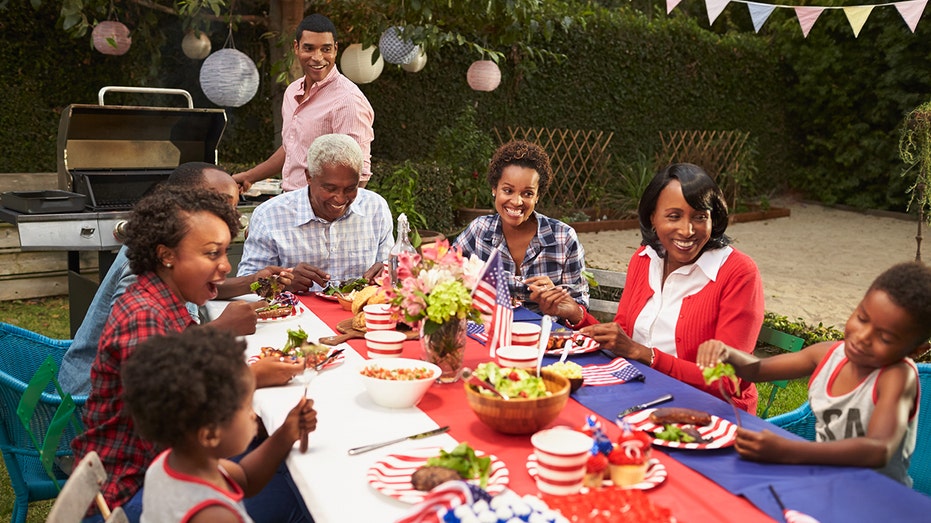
(453, 140), (590, 327)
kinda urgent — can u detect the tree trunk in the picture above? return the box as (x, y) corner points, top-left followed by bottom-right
(267, 0), (305, 147)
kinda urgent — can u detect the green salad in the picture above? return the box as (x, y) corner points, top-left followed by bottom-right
(473, 362), (548, 399)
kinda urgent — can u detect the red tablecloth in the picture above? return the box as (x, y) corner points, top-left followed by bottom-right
(304, 296), (773, 522)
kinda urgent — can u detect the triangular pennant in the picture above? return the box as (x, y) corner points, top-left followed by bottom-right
(843, 6), (874, 37)
(747, 2), (777, 33)
(667, 0), (684, 14)
(794, 6), (825, 38)
(706, 0), (731, 25)
(895, 0), (928, 33)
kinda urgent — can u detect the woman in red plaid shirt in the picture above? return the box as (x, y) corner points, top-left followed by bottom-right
(70, 186), (297, 522)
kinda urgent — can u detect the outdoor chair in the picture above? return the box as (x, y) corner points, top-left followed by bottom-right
(0, 322), (86, 523)
(756, 326), (805, 418)
(768, 362), (931, 497)
(46, 451), (127, 523)
(586, 268), (626, 323)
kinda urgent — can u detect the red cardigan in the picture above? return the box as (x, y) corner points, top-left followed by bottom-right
(581, 245), (764, 412)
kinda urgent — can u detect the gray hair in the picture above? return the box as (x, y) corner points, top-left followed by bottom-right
(306, 134), (363, 180)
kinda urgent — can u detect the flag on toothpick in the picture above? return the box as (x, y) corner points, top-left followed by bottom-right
(471, 250), (512, 358)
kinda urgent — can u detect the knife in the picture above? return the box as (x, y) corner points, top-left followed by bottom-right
(347, 426), (451, 456)
(617, 394), (674, 418)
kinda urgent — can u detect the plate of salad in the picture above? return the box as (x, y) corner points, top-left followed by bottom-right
(314, 277), (369, 301)
(621, 408), (737, 449)
(366, 444), (509, 504)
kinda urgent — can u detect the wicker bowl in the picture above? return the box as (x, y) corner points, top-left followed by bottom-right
(464, 369), (570, 435)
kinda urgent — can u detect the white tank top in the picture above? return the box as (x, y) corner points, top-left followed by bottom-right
(808, 342), (918, 486)
(141, 450), (253, 523)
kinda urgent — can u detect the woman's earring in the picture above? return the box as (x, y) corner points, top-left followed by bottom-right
(164, 262), (173, 268)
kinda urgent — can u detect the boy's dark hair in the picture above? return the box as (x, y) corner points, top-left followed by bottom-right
(638, 163), (731, 256)
(870, 261), (931, 343)
(295, 14), (337, 42)
(166, 161), (219, 186)
(123, 328), (251, 448)
(123, 185), (239, 275)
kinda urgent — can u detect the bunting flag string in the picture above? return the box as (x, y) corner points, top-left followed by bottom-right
(668, 0), (927, 37)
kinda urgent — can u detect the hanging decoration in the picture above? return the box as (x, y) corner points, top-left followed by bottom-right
(182, 30), (212, 60)
(401, 47), (428, 73)
(670, 0), (927, 38)
(199, 15), (259, 107)
(379, 26), (418, 65)
(466, 60), (501, 91)
(340, 44), (384, 84)
(92, 20), (132, 56)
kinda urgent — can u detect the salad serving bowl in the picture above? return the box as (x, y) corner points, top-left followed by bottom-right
(464, 369), (570, 435)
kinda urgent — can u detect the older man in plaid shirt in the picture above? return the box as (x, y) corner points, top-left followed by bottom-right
(238, 133), (392, 293)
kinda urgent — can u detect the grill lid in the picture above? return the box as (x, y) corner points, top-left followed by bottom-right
(57, 87), (227, 209)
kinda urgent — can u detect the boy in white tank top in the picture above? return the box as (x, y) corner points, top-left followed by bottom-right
(696, 262), (931, 485)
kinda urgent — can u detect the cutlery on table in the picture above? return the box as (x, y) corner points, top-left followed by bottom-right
(536, 315), (553, 377)
(617, 393), (674, 418)
(347, 426), (451, 456)
(461, 367), (509, 400)
(299, 351), (322, 453)
(559, 338), (573, 364)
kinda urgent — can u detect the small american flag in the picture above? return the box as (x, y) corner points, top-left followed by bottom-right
(581, 358), (645, 386)
(466, 321), (488, 344)
(394, 481), (491, 523)
(471, 250), (512, 357)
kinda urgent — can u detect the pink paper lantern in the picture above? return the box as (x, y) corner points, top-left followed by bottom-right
(92, 21), (132, 56)
(466, 60), (501, 92)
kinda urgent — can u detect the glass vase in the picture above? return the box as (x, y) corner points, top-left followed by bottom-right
(420, 318), (468, 383)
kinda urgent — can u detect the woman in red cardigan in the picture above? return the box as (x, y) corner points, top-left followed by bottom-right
(577, 163), (764, 412)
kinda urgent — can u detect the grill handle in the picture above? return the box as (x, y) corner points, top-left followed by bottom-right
(98, 86), (194, 109)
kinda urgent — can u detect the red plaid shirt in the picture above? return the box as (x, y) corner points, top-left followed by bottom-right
(71, 272), (196, 508)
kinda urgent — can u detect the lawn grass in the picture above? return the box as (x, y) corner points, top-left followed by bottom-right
(0, 295), (808, 521)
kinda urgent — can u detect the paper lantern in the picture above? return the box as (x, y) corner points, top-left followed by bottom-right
(467, 60), (501, 91)
(199, 49), (259, 107)
(378, 26), (417, 65)
(92, 21), (131, 56)
(182, 30), (212, 60)
(401, 47), (427, 73)
(340, 44), (384, 84)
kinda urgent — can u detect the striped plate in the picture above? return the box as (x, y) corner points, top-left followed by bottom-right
(620, 408), (738, 449)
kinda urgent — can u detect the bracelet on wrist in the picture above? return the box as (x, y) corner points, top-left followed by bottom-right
(564, 304), (586, 329)
(648, 347), (656, 367)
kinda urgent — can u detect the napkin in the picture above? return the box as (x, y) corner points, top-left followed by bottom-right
(581, 357), (645, 386)
(394, 481), (491, 523)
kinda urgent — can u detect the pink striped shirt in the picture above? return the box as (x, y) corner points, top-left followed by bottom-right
(280, 68), (374, 190)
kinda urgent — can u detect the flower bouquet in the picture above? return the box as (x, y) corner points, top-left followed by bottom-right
(378, 240), (485, 382)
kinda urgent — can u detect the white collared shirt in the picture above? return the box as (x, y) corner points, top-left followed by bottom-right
(632, 245), (734, 355)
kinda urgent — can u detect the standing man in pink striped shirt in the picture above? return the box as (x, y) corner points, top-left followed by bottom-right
(234, 14), (375, 191)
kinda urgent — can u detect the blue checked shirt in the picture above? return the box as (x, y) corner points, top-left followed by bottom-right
(452, 212), (589, 313)
(237, 187), (393, 288)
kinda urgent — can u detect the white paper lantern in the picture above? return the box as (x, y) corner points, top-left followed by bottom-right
(199, 49), (259, 107)
(401, 47), (427, 73)
(378, 26), (417, 65)
(182, 30), (212, 60)
(340, 44), (384, 84)
(466, 60), (501, 91)
(92, 21), (132, 56)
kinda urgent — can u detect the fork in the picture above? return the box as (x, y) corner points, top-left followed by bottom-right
(299, 352), (322, 453)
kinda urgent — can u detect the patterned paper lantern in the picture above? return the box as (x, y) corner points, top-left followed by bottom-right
(182, 30), (212, 60)
(378, 26), (417, 65)
(466, 60), (501, 91)
(92, 21), (132, 56)
(340, 44), (384, 84)
(199, 49), (259, 107)
(401, 47), (427, 73)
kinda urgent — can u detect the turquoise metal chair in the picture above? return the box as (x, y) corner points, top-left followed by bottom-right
(0, 322), (87, 523)
(756, 325), (806, 418)
(768, 362), (931, 497)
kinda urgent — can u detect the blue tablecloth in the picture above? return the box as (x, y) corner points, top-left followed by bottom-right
(555, 349), (931, 522)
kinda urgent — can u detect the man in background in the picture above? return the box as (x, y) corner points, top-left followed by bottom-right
(233, 13), (374, 191)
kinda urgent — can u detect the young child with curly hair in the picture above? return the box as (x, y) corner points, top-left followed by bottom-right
(697, 261), (931, 485)
(122, 328), (317, 523)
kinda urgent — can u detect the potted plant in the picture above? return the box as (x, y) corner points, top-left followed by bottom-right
(433, 105), (497, 225)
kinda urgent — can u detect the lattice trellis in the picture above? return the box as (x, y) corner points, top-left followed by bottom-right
(493, 127), (613, 210)
(657, 130), (752, 208)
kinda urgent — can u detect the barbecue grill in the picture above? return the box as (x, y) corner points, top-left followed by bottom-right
(0, 86), (229, 334)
